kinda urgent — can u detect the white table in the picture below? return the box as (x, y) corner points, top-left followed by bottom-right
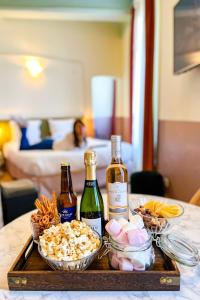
(0, 194), (200, 300)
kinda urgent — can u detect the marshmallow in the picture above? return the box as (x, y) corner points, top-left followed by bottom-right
(122, 222), (137, 232)
(110, 253), (120, 269)
(131, 259), (145, 271)
(118, 218), (129, 228)
(105, 219), (122, 237)
(119, 258), (134, 271)
(115, 230), (129, 244)
(127, 228), (149, 247)
(129, 214), (144, 229)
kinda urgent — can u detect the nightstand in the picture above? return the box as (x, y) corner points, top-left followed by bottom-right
(0, 150), (4, 177)
(0, 151), (12, 182)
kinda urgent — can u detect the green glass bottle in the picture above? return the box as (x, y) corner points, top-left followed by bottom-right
(80, 150), (104, 236)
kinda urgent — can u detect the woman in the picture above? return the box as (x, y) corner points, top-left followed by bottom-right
(53, 119), (87, 151)
(73, 119), (87, 148)
(19, 118), (87, 150)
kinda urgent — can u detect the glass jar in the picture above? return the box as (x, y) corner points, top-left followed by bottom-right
(108, 233), (155, 271)
(30, 215), (60, 243)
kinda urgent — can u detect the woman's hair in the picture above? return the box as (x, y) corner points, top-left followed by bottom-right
(73, 118), (87, 147)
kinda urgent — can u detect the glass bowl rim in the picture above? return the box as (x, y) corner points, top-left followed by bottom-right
(38, 230), (102, 264)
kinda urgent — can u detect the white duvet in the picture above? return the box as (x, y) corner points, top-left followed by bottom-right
(3, 138), (133, 177)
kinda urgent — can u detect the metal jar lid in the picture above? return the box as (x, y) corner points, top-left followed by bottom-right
(158, 232), (199, 267)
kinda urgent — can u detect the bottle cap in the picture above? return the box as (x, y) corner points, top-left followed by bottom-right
(111, 135), (121, 142)
(61, 162), (70, 167)
(84, 150), (96, 166)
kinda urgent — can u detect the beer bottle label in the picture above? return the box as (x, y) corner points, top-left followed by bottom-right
(59, 206), (76, 223)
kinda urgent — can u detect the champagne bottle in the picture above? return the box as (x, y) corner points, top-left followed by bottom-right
(80, 150), (104, 236)
(57, 162), (77, 223)
(106, 135), (128, 220)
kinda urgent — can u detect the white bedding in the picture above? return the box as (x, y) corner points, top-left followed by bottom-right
(3, 138), (134, 177)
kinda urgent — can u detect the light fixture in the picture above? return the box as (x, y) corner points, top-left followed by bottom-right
(25, 58), (43, 78)
(0, 122), (11, 150)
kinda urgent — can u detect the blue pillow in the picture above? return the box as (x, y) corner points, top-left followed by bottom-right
(20, 127), (53, 150)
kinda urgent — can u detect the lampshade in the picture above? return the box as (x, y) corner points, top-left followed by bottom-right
(0, 122), (11, 150)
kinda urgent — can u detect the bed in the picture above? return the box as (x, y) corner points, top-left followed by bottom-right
(3, 136), (134, 196)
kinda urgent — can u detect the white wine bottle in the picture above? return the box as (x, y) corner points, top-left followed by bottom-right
(80, 150), (104, 236)
(106, 135), (128, 220)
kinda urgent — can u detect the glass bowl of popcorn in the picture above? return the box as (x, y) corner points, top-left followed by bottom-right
(38, 220), (102, 271)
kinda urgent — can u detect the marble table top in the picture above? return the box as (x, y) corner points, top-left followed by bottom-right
(0, 194), (200, 300)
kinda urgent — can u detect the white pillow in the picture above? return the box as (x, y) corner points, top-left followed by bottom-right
(49, 118), (75, 141)
(26, 120), (42, 145)
(9, 120), (21, 147)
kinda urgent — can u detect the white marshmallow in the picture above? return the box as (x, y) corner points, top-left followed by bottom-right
(122, 222), (137, 232)
(131, 259), (145, 271)
(119, 258), (134, 271)
(129, 214), (144, 229)
(118, 218), (129, 228)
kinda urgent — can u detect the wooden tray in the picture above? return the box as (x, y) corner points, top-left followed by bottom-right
(7, 237), (180, 291)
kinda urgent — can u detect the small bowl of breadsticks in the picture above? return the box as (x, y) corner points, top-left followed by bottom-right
(31, 192), (60, 243)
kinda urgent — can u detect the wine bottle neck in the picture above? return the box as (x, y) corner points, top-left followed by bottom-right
(85, 164), (96, 181)
(61, 166), (73, 193)
(111, 139), (122, 164)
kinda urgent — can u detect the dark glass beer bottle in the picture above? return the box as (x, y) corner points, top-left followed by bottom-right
(58, 162), (77, 223)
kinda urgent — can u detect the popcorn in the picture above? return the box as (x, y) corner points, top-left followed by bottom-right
(39, 220), (100, 261)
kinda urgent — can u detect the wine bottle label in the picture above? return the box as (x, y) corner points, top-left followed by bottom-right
(81, 217), (102, 236)
(59, 206), (76, 223)
(85, 180), (96, 188)
(108, 182), (128, 207)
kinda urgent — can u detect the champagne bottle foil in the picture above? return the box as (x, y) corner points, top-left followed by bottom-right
(84, 150), (96, 166)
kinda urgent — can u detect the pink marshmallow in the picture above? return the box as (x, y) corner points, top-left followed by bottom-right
(110, 254), (120, 269)
(119, 258), (134, 271)
(132, 259), (145, 271)
(127, 228), (149, 247)
(115, 230), (129, 244)
(105, 219), (122, 237)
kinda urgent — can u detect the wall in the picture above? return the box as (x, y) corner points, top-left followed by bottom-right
(0, 19), (123, 131)
(115, 19), (131, 142)
(157, 0), (200, 201)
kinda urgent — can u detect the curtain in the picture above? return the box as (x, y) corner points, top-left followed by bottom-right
(143, 0), (155, 170)
(111, 79), (117, 135)
(129, 7), (135, 144)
